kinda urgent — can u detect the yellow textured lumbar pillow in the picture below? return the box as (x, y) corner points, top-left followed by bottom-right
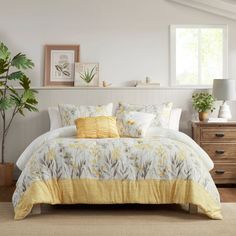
(75, 116), (120, 138)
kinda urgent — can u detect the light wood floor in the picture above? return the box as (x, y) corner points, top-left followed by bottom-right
(0, 184), (236, 202)
(1, 202), (236, 236)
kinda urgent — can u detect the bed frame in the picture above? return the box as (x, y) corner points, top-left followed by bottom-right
(31, 204), (42, 215)
(189, 203), (198, 214)
(31, 203), (198, 216)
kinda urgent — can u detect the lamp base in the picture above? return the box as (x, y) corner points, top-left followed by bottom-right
(218, 101), (232, 120)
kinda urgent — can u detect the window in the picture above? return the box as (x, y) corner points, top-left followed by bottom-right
(170, 25), (228, 87)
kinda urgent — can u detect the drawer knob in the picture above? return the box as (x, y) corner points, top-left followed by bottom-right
(215, 133), (225, 137)
(215, 170), (225, 174)
(215, 150), (225, 154)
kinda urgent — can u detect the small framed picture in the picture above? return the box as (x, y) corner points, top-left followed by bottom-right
(44, 45), (80, 86)
(74, 63), (99, 87)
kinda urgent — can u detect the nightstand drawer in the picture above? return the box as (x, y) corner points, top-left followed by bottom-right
(201, 143), (236, 162)
(210, 163), (236, 184)
(201, 128), (236, 142)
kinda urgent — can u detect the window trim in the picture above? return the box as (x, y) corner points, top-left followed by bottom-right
(170, 24), (228, 88)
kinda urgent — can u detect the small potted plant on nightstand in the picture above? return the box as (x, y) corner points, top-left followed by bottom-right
(192, 92), (215, 121)
(0, 42), (38, 186)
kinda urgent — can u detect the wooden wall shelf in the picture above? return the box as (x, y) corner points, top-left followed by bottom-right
(0, 86), (210, 91)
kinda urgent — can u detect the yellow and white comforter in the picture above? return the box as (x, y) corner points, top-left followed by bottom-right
(13, 126), (222, 220)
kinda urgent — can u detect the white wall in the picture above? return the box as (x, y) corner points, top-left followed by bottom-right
(1, 0), (236, 86)
(1, 0), (236, 176)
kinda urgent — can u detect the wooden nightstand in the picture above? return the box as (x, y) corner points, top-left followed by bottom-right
(192, 121), (236, 184)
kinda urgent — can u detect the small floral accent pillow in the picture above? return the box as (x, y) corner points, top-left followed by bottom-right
(116, 102), (173, 130)
(118, 111), (155, 137)
(58, 103), (113, 127)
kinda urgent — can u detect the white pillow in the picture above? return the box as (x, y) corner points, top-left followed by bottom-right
(169, 108), (182, 131)
(58, 103), (113, 127)
(117, 111), (155, 138)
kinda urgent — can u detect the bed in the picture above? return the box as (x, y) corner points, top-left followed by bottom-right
(12, 103), (222, 220)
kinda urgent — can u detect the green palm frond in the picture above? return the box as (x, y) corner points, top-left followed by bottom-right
(0, 42), (38, 164)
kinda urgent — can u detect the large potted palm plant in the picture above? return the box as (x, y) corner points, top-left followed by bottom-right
(0, 42), (38, 186)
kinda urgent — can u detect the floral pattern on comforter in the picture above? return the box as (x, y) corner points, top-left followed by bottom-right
(13, 137), (220, 210)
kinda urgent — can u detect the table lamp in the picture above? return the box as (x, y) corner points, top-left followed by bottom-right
(212, 79), (236, 120)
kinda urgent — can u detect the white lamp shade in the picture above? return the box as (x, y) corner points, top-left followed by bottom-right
(212, 79), (236, 101)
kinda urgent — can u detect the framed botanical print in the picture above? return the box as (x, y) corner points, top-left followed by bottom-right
(44, 45), (80, 86)
(74, 63), (99, 87)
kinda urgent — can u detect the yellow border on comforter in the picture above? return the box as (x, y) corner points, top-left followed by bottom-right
(14, 179), (222, 220)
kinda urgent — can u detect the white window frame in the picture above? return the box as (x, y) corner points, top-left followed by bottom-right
(170, 24), (228, 88)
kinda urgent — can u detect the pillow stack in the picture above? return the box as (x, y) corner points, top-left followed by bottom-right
(115, 102), (173, 138)
(58, 103), (119, 139)
(54, 102), (174, 139)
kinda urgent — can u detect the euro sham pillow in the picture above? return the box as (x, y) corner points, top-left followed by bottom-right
(75, 116), (120, 138)
(116, 102), (173, 132)
(48, 107), (62, 131)
(168, 108), (182, 131)
(118, 111), (155, 138)
(58, 103), (113, 127)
